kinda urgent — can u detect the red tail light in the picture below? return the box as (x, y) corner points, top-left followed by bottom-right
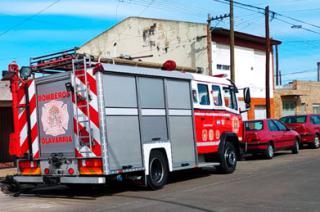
(44, 168), (50, 175)
(18, 160), (38, 168)
(247, 133), (260, 142)
(18, 160), (40, 175)
(68, 168), (75, 175)
(78, 159), (103, 175)
(298, 125), (307, 134)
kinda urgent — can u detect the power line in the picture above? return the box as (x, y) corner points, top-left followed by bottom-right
(137, 0), (155, 16)
(0, 0), (61, 38)
(212, 0), (320, 35)
(282, 69), (317, 76)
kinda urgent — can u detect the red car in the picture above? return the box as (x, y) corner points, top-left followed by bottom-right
(280, 115), (320, 149)
(243, 119), (300, 159)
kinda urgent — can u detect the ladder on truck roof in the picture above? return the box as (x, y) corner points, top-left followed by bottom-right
(72, 56), (94, 154)
(29, 48), (83, 73)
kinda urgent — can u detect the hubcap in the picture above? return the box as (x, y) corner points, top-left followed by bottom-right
(268, 145), (274, 157)
(150, 158), (164, 183)
(224, 147), (236, 167)
(315, 136), (319, 147)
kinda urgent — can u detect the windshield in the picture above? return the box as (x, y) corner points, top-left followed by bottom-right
(245, 121), (263, 131)
(280, 116), (306, 124)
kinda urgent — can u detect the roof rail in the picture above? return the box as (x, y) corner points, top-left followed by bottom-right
(30, 48), (80, 73)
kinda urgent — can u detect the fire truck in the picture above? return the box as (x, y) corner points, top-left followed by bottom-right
(3, 49), (251, 190)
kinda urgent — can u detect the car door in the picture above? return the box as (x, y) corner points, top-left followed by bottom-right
(274, 120), (293, 149)
(267, 120), (283, 150)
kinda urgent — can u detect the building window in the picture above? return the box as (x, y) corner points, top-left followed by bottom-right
(282, 100), (296, 116)
(216, 64), (230, 71)
(313, 104), (320, 114)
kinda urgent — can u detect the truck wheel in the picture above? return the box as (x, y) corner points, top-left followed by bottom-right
(265, 143), (274, 159)
(216, 142), (237, 174)
(292, 139), (300, 154)
(310, 135), (320, 149)
(147, 150), (168, 190)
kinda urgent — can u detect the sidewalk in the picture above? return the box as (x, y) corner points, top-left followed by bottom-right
(0, 168), (16, 178)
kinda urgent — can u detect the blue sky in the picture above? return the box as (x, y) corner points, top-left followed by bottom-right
(0, 0), (319, 84)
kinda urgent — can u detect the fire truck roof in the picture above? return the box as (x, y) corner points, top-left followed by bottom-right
(190, 73), (232, 86)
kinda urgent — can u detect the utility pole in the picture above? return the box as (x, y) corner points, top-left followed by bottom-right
(207, 14), (213, 75)
(317, 62), (320, 82)
(265, 6), (271, 118)
(230, 0), (235, 82)
(275, 45), (279, 86)
(207, 14), (230, 76)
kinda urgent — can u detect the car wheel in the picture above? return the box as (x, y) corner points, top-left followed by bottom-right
(310, 134), (320, 149)
(265, 143), (274, 159)
(147, 150), (168, 190)
(292, 139), (300, 154)
(216, 142), (237, 174)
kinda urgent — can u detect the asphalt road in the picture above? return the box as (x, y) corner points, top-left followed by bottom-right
(1, 148), (320, 212)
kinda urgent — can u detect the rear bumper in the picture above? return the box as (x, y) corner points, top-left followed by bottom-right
(245, 143), (269, 153)
(300, 134), (314, 143)
(13, 175), (106, 184)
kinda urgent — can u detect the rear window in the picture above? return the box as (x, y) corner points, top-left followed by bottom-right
(280, 116), (306, 124)
(245, 121), (263, 131)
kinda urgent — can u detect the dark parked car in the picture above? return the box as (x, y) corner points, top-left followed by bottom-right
(243, 119), (300, 159)
(280, 114), (320, 149)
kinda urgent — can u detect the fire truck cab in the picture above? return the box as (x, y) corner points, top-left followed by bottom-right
(3, 50), (250, 190)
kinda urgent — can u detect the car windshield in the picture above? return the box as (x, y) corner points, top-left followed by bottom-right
(245, 121), (263, 131)
(281, 116), (306, 124)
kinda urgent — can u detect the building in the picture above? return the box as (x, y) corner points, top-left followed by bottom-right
(0, 81), (13, 163)
(274, 80), (320, 118)
(78, 16), (281, 120)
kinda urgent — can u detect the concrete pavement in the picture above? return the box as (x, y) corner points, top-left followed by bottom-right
(1, 148), (320, 211)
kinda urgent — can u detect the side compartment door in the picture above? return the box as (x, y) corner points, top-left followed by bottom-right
(103, 74), (143, 171)
(166, 79), (196, 168)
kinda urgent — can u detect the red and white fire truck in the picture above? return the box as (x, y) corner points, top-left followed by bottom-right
(3, 49), (251, 190)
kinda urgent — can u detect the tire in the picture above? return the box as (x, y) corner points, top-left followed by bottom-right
(216, 142), (237, 174)
(292, 139), (300, 154)
(147, 150), (168, 190)
(310, 134), (320, 149)
(265, 143), (274, 159)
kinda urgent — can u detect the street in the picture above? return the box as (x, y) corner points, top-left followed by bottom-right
(1, 148), (320, 212)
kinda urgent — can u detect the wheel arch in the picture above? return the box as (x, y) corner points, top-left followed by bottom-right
(143, 143), (172, 176)
(219, 132), (241, 159)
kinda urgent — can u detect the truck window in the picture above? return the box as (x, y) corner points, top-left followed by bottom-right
(245, 121), (263, 131)
(197, 84), (210, 105)
(212, 85), (222, 106)
(223, 86), (238, 110)
(192, 90), (198, 103)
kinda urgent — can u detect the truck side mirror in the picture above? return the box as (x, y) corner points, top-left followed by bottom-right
(243, 87), (251, 109)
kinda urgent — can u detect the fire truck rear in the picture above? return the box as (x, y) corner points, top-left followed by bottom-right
(3, 49), (251, 190)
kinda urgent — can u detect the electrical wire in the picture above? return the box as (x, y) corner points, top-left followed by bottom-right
(0, 0), (61, 38)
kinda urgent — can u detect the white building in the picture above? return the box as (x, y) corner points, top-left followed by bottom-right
(78, 17), (281, 120)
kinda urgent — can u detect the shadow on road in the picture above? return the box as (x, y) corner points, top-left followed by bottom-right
(2, 168), (217, 199)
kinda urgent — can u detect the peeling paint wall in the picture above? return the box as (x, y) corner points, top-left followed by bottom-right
(78, 17), (209, 74)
